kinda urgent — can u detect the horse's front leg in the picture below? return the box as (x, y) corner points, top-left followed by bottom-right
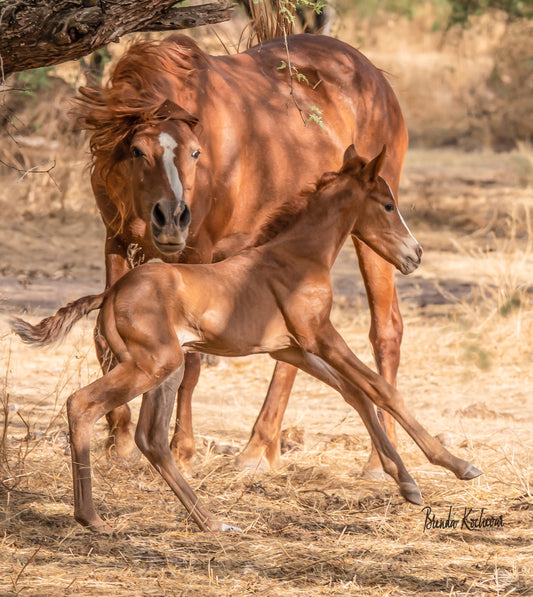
(235, 361), (298, 472)
(170, 352), (201, 474)
(99, 238), (136, 458)
(95, 322), (137, 459)
(136, 367), (231, 533)
(353, 238), (402, 476)
(314, 322), (482, 481)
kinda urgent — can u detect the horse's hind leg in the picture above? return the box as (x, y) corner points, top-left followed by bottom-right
(270, 348), (422, 505)
(235, 361), (298, 472)
(314, 322), (482, 481)
(136, 368), (228, 532)
(353, 239), (402, 476)
(94, 325), (136, 459)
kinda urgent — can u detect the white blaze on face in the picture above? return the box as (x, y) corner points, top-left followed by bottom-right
(385, 181), (418, 243)
(158, 132), (183, 202)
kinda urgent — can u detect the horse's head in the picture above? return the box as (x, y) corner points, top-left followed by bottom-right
(339, 145), (423, 275)
(112, 100), (202, 255)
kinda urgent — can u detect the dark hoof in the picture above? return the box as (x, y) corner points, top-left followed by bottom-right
(457, 463), (483, 480)
(400, 482), (422, 505)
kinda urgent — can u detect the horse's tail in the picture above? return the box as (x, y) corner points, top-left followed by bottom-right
(9, 293), (105, 347)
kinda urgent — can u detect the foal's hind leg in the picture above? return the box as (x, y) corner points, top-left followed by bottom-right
(353, 239), (402, 476)
(314, 322), (482, 481)
(67, 361), (156, 532)
(136, 368), (229, 532)
(270, 348), (422, 505)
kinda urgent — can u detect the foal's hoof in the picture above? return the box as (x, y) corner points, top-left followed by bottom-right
(207, 519), (243, 534)
(399, 482), (422, 506)
(457, 463), (483, 481)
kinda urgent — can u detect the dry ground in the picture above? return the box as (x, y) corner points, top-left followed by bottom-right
(1, 145), (532, 596)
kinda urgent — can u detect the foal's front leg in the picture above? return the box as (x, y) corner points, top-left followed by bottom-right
(314, 322), (482, 481)
(270, 348), (422, 505)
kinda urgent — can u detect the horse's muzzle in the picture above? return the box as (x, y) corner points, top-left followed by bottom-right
(151, 199), (191, 254)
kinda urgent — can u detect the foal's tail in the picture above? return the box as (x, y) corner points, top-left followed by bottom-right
(9, 293), (105, 347)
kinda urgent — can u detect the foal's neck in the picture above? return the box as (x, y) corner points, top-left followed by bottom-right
(270, 179), (364, 270)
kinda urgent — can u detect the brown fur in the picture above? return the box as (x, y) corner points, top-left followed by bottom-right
(72, 34), (410, 475)
(11, 151), (481, 535)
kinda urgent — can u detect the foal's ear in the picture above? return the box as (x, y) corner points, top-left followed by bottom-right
(343, 144), (359, 164)
(362, 145), (387, 182)
(156, 99), (200, 129)
(340, 144), (365, 174)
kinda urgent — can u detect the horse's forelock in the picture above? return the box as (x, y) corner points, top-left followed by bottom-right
(74, 37), (203, 233)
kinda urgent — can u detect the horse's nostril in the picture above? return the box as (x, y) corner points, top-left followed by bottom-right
(416, 245), (423, 260)
(152, 203), (166, 228)
(178, 204), (191, 229)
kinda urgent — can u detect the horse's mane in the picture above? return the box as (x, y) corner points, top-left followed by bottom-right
(73, 35), (207, 230)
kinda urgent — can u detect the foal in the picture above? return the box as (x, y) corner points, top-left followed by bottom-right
(11, 147), (481, 533)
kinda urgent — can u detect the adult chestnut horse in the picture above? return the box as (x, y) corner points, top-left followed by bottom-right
(76, 33), (409, 475)
(10, 148), (480, 533)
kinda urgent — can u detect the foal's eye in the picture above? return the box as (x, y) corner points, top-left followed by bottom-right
(191, 149), (201, 159)
(385, 204), (395, 213)
(132, 147), (144, 159)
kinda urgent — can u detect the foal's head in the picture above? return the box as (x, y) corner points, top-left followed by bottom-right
(336, 146), (422, 275)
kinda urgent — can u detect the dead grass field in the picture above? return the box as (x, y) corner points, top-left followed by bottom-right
(1, 144), (532, 596)
(1, 13), (533, 597)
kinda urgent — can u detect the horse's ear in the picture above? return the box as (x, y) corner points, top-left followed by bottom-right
(362, 145), (387, 182)
(156, 99), (199, 129)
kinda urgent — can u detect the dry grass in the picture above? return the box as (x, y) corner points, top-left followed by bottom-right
(1, 145), (533, 595)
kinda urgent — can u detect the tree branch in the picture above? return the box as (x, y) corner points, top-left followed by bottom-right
(0, 0), (233, 77)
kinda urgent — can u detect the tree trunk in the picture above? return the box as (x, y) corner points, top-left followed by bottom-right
(0, 0), (233, 78)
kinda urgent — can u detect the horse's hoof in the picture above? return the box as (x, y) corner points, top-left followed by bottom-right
(235, 453), (272, 474)
(107, 425), (138, 460)
(399, 482), (422, 505)
(457, 463), (483, 481)
(361, 468), (390, 481)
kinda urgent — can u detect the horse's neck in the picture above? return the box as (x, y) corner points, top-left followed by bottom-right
(269, 183), (362, 270)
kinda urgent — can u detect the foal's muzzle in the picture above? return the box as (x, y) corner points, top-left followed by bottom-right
(150, 199), (191, 254)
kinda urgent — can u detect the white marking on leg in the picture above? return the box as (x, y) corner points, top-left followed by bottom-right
(158, 132), (183, 202)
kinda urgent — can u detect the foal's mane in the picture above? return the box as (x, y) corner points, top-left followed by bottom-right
(73, 35), (207, 230)
(248, 156), (367, 248)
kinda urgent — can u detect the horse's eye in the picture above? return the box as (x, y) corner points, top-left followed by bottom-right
(132, 147), (144, 159)
(191, 149), (201, 159)
(385, 204), (395, 213)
